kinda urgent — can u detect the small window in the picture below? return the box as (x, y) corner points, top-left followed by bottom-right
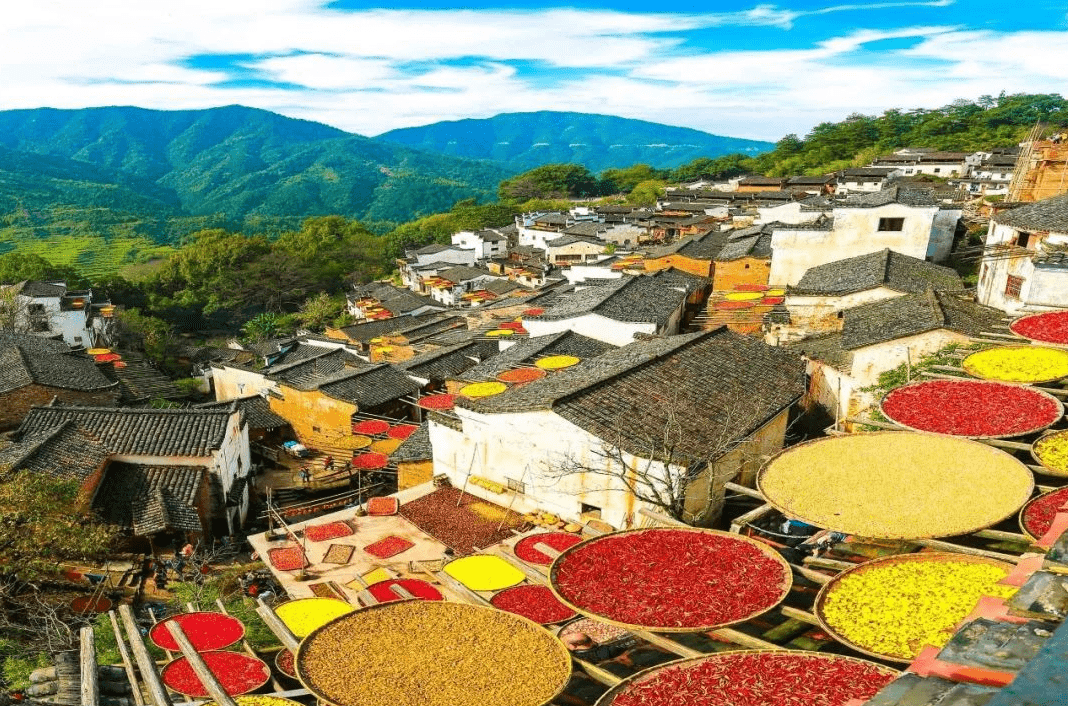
(933, 168), (941, 173)
(878, 218), (905, 231)
(1014, 232), (1032, 249)
(1005, 275), (1024, 300)
(312, 426), (321, 433)
(580, 503), (602, 519)
(506, 477), (525, 494)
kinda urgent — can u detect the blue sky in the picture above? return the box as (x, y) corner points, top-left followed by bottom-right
(2, 1), (1066, 141)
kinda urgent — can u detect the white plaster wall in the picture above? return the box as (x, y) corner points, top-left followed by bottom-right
(412, 249), (478, 267)
(523, 313), (656, 346)
(927, 208), (962, 262)
(756, 202), (827, 225)
(213, 365), (274, 401)
(849, 329), (968, 388)
(564, 265), (625, 285)
(1028, 265), (1068, 308)
(786, 288), (902, 329)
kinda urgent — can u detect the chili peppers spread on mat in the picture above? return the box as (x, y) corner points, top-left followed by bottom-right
(881, 380), (1061, 437)
(303, 521), (353, 542)
(609, 653), (895, 706)
(552, 529), (788, 629)
(513, 532), (583, 565)
(161, 652), (271, 697)
(1011, 311), (1068, 345)
(490, 585), (575, 624)
(149, 612), (244, 652)
(1022, 486), (1068, 539)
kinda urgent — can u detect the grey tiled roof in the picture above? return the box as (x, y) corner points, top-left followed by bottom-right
(481, 279), (521, 296)
(318, 365), (421, 409)
(648, 229), (727, 260)
(784, 332), (852, 371)
(391, 423), (432, 463)
(647, 268), (712, 292)
(476, 229), (508, 242)
(0, 346), (118, 394)
(460, 331), (618, 382)
(527, 276), (687, 326)
(92, 462), (206, 535)
(464, 329), (805, 465)
(18, 405), (235, 457)
(397, 341), (488, 382)
(0, 421), (109, 483)
(841, 290), (1004, 350)
(836, 185), (941, 208)
(18, 281), (67, 297)
(563, 222), (609, 237)
(840, 167), (897, 178)
(0, 332), (71, 354)
(268, 348), (365, 387)
(993, 193), (1068, 233)
(338, 313), (464, 343)
(197, 395), (287, 430)
(716, 226), (773, 261)
(787, 175), (836, 185)
(545, 234), (604, 248)
(791, 249), (963, 296)
(437, 266), (494, 284)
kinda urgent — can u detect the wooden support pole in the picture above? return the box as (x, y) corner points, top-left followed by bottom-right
(388, 584), (416, 601)
(802, 556), (853, 571)
(779, 606), (821, 626)
(914, 538), (1019, 563)
(724, 482), (765, 500)
(973, 529), (1033, 544)
(572, 658), (623, 687)
(843, 417), (902, 431)
(790, 563), (832, 585)
(632, 631), (704, 658)
(254, 598), (301, 653)
(730, 503), (776, 534)
(117, 604), (173, 706)
(347, 573), (378, 607)
(635, 508), (687, 527)
(215, 599), (282, 693)
(150, 614), (175, 662)
(108, 611), (146, 706)
(166, 622), (237, 706)
(983, 438), (1035, 452)
(487, 547), (549, 581)
(709, 628), (783, 651)
(432, 571), (493, 606)
(80, 626), (99, 706)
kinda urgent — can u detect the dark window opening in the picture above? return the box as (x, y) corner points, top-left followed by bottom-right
(580, 503), (601, 519)
(878, 218), (905, 231)
(506, 477), (525, 494)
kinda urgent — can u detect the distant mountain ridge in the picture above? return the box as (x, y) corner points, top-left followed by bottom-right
(0, 105), (509, 226)
(376, 111), (773, 172)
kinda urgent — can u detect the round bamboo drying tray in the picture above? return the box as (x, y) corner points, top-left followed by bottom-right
(961, 345), (1068, 385)
(878, 379), (1064, 439)
(547, 527), (792, 633)
(1031, 429), (1068, 478)
(756, 432), (1034, 540)
(1010, 311), (1068, 347)
(1019, 485), (1068, 540)
(295, 600), (572, 706)
(593, 650), (899, 706)
(813, 552), (1014, 663)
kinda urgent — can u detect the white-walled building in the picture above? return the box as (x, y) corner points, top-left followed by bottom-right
(1, 281), (112, 348)
(836, 167), (901, 193)
(429, 329), (805, 528)
(451, 229), (509, 260)
(768, 187), (962, 286)
(976, 194), (1068, 313)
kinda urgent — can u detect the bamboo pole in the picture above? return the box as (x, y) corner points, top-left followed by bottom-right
(802, 556), (853, 571)
(108, 611), (146, 706)
(631, 631), (704, 658)
(724, 482), (765, 500)
(972, 529), (1033, 543)
(253, 598), (300, 654)
(709, 628), (782, 651)
(572, 658), (623, 687)
(779, 606), (821, 626)
(215, 599), (282, 693)
(117, 604), (173, 706)
(914, 539), (1019, 562)
(80, 626), (99, 706)
(790, 563), (832, 585)
(165, 622), (237, 706)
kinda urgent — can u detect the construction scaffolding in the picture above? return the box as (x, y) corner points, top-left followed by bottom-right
(1007, 122), (1068, 202)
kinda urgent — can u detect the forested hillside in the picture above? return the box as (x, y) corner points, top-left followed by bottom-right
(377, 111), (773, 173)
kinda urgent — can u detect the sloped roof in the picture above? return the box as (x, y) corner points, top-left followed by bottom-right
(92, 463), (205, 535)
(545, 234), (604, 249)
(992, 193), (1068, 233)
(791, 249), (963, 296)
(197, 395), (287, 430)
(0, 422), (109, 483)
(836, 185), (941, 208)
(841, 290), (1004, 350)
(464, 329), (805, 465)
(0, 331), (71, 354)
(318, 365), (421, 408)
(716, 225), (773, 261)
(527, 276), (687, 326)
(338, 313), (464, 343)
(648, 229), (728, 260)
(18, 281), (67, 298)
(0, 346), (117, 394)
(460, 330), (617, 382)
(391, 423), (432, 464)
(18, 405), (235, 457)
(437, 266), (494, 284)
(397, 340), (489, 382)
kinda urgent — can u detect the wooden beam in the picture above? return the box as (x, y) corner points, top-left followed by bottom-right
(979, 331), (1024, 340)
(108, 611), (145, 706)
(572, 658), (623, 688)
(80, 626), (99, 706)
(432, 571), (493, 606)
(254, 598), (300, 653)
(983, 438), (1036, 451)
(632, 631), (704, 658)
(724, 482), (765, 500)
(973, 529), (1033, 544)
(914, 538), (1019, 563)
(779, 606), (821, 626)
(730, 503), (776, 534)
(802, 556), (853, 571)
(843, 417), (902, 431)
(215, 599), (282, 694)
(487, 547), (549, 581)
(117, 604), (173, 706)
(165, 622), (237, 706)
(709, 628), (783, 651)
(790, 563), (831, 585)
(636, 508), (687, 527)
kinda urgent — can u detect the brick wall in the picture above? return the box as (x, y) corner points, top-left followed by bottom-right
(0, 385), (121, 431)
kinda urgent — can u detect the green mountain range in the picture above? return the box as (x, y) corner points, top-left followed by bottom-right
(376, 111), (773, 172)
(0, 105), (511, 276)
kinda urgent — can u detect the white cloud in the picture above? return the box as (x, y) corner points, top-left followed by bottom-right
(0, 1), (1063, 141)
